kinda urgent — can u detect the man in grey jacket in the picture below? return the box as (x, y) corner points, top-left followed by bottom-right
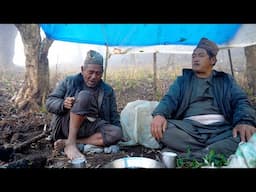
(46, 50), (122, 160)
(151, 37), (256, 161)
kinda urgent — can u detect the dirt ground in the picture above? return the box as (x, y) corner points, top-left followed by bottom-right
(1, 66), (255, 169)
(0, 67), (162, 168)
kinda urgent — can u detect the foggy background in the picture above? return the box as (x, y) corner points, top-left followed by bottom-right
(13, 27), (246, 76)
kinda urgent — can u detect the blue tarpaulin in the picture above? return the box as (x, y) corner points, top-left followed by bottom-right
(41, 24), (241, 46)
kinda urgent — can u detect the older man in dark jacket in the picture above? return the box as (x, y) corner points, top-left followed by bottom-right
(151, 38), (256, 161)
(46, 50), (122, 160)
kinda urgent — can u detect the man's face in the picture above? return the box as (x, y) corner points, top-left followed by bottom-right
(81, 64), (103, 87)
(192, 48), (215, 74)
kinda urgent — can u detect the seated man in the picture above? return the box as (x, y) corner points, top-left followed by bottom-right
(46, 50), (122, 160)
(150, 37), (256, 161)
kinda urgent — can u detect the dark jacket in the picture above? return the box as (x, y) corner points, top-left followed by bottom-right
(152, 69), (256, 127)
(46, 73), (121, 129)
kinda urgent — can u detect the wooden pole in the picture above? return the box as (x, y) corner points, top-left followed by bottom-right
(228, 48), (235, 79)
(104, 45), (109, 81)
(244, 45), (256, 96)
(153, 52), (157, 100)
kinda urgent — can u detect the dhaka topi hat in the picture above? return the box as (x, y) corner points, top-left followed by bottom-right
(196, 37), (219, 56)
(84, 50), (103, 65)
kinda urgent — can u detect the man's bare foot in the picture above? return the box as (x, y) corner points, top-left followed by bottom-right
(54, 139), (66, 152)
(64, 143), (85, 160)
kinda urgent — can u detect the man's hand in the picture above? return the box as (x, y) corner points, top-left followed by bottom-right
(233, 124), (256, 142)
(63, 97), (75, 109)
(150, 115), (167, 140)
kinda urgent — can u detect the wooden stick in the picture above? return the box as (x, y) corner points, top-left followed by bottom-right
(13, 131), (49, 152)
(11, 124), (51, 152)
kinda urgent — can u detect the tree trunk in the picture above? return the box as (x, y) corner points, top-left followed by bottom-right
(13, 24), (53, 112)
(244, 45), (256, 96)
(0, 24), (17, 68)
(39, 38), (53, 109)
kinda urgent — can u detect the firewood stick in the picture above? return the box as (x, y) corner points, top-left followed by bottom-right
(12, 124), (50, 152)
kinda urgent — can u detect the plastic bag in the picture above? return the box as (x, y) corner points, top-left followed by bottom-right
(226, 133), (256, 168)
(119, 100), (161, 149)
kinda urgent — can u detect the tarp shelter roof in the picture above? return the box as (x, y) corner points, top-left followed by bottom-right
(41, 24), (245, 47)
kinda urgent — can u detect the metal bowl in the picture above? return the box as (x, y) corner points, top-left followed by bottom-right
(102, 157), (165, 168)
(68, 157), (86, 168)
